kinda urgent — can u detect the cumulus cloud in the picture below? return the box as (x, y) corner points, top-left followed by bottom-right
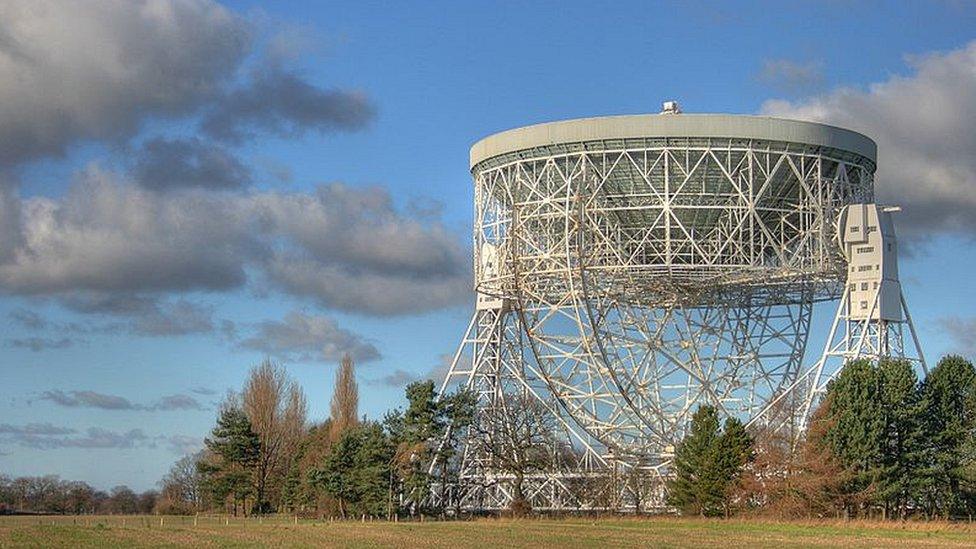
(39, 389), (207, 412)
(0, 169), (251, 295)
(0, 0), (458, 318)
(6, 307), (92, 350)
(0, 186), (22, 263)
(0, 0), (250, 166)
(0, 173), (470, 316)
(133, 137), (251, 191)
(66, 428), (151, 450)
(253, 183), (471, 315)
(241, 310), (380, 363)
(201, 67), (375, 143)
(757, 59), (824, 93)
(761, 41), (976, 239)
(0, 0), (376, 170)
(130, 301), (215, 337)
(8, 294), (215, 340)
(938, 316), (976, 357)
(265, 260), (469, 315)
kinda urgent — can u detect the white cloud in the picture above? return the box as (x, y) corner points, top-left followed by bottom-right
(253, 184), (471, 315)
(757, 59), (824, 93)
(0, 423), (75, 436)
(761, 41), (976, 239)
(0, 1), (376, 169)
(0, 168), (251, 295)
(40, 390), (138, 410)
(0, 172), (470, 316)
(0, 0), (250, 165)
(0, 1), (446, 320)
(241, 310), (381, 363)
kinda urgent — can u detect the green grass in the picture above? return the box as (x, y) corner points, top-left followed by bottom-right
(1, 515), (975, 548)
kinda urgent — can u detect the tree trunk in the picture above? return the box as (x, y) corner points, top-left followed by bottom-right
(511, 472), (530, 516)
(256, 474), (266, 514)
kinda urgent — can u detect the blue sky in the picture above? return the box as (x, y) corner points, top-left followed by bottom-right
(1, 0), (976, 491)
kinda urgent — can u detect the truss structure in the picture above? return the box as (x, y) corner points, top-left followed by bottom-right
(433, 115), (908, 512)
(431, 304), (623, 512)
(755, 204), (927, 433)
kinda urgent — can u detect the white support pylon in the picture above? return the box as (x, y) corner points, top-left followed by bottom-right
(750, 203), (926, 433)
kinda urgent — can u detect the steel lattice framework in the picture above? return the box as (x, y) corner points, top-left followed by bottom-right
(432, 113), (922, 512)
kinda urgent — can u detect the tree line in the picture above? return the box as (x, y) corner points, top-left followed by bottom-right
(668, 355), (976, 520)
(156, 357), (475, 517)
(0, 476), (157, 515)
(11, 352), (971, 519)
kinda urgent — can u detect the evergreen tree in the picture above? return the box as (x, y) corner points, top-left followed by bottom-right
(918, 355), (976, 517)
(404, 381), (444, 442)
(876, 358), (923, 518)
(311, 422), (394, 518)
(383, 383), (477, 515)
(822, 359), (885, 515)
(668, 405), (726, 516)
(819, 358), (931, 518)
(280, 463), (302, 512)
(197, 464), (252, 516)
(386, 381), (444, 512)
(718, 417), (754, 516)
(206, 405), (262, 468)
(352, 423), (396, 517)
(311, 428), (359, 518)
(433, 388), (476, 513)
(201, 403), (262, 515)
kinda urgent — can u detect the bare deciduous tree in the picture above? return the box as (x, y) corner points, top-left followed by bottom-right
(472, 392), (560, 514)
(242, 359), (308, 512)
(329, 354), (359, 442)
(157, 451), (206, 513)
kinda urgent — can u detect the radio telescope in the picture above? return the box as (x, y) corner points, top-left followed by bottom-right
(433, 105), (924, 512)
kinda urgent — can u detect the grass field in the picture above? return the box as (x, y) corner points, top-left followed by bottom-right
(1, 515), (975, 548)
